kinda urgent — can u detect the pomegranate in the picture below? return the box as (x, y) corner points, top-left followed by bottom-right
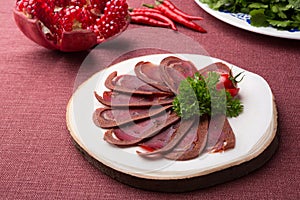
(14, 0), (130, 52)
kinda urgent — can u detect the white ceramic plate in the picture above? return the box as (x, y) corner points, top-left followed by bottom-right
(66, 54), (276, 180)
(195, 0), (300, 40)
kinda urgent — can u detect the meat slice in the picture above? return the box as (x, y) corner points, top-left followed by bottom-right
(199, 62), (231, 76)
(105, 71), (172, 95)
(94, 91), (174, 107)
(206, 114), (235, 153)
(103, 111), (180, 146)
(139, 121), (181, 152)
(160, 56), (184, 68)
(137, 117), (196, 158)
(134, 61), (172, 93)
(164, 116), (209, 161)
(93, 105), (172, 128)
(159, 56), (198, 94)
(138, 117), (208, 161)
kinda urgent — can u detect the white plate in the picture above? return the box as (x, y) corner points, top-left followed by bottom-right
(195, 0), (300, 40)
(66, 54), (276, 180)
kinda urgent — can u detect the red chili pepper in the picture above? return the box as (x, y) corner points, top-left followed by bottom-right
(128, 7), (162, 14)
(144, 2), (206, 33)
(130, 11), (177, 30)
(130, 15), (171, 29)
(159, 0), (203, 20)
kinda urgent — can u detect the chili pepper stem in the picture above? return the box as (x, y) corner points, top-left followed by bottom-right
(229, 71), (245, 83)
(143, 3), (155, 9)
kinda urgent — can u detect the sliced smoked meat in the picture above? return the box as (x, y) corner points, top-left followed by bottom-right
(137, 117), (196, 158)
(103, 111), (180, 146)
(206, 114), (235, 153)
(139, 121), (181, 152)
(93, 105), (172, 128)
(105, 71), (172, 95)
(199, 62), (231, 76)
(159, 56), (184, 68)
(164, 116), (209, 161)
(94, 91), (174, 107)
(93, 57), (238, 161)
(134, 61), (172, 93)
(159, 56), (198, 94)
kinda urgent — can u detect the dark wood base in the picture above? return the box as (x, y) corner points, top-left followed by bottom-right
(72, 134), (278, 193)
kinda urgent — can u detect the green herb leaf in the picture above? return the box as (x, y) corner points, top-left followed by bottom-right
(172, 72), (244, 119)
(250, 9), (269, 27)
(289, 0), (300, 10)
(248, 3), (269, 9)
(199, 0), (300, 30)
(268, 19), (293, 27)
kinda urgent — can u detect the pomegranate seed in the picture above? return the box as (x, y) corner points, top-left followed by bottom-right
(15, 0), (129, 49)
(97, 0), (128, 39)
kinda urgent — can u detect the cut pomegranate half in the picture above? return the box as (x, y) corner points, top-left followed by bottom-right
(14, 0), (130, 52)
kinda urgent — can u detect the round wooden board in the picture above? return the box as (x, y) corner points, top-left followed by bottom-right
(66, 54), (278, 192)
(68, 104), (278, 193)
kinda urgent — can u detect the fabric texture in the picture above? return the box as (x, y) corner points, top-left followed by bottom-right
(1, 0), (299, 199)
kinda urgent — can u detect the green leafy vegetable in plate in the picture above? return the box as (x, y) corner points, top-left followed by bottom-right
(199, 0), (300, 30)
(172, 72), (243, 119)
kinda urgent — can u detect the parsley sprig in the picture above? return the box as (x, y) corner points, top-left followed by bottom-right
(172, 72), (243, 119)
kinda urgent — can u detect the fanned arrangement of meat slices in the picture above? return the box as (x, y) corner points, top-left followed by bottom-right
(93, 56), (239, 161)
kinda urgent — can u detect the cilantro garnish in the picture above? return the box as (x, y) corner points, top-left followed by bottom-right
(199, 0), (300, 30)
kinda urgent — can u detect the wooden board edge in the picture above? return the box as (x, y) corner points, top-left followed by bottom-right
(71, 132), (278, 193)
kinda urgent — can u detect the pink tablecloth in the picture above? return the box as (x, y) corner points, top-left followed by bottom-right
(1, 0), (299, 199)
